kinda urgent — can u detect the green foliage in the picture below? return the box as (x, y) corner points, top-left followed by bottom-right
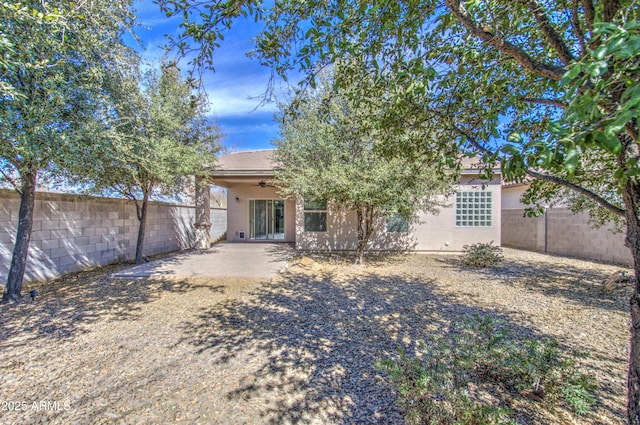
(0, 0), (137, 189)
(70, 58), (221, 263)
(148, 0), (639, 418)
(273, 73), (457, 262)
(81, 60), (221, 204)
(504, 19), (640, 226)
(1, 0), (137, 298)
(556, 21), (639, 165)
(157, 0), (638, 224)
(375, 315), (597, 424)
(461, 241), (504, 267)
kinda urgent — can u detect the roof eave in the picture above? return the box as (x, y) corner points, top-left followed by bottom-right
(211, 170), (275, 176)
(461, 168), (502, 175)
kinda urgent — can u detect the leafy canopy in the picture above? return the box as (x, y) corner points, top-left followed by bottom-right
(273, 73), (457, 222)
(80, 60), (222, 204)
(0, 0), (137, 188)
(156, 0), (638, 226)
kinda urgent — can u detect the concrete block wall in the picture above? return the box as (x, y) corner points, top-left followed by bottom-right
(0, 190), (227, 282)
(502, 207), (631, 265)
(210, 207), (226, 241)
(546, 209), (630, 265)
(501, 210), (544, 251)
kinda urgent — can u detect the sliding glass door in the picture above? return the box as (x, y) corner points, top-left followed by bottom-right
(249, 200), (285, 240)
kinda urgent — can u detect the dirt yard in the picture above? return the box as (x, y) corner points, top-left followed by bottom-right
(0, 248), (632, 424)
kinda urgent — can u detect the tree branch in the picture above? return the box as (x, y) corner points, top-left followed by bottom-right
(421, 106), (493, 158)
(581, 0), (595, 34)
(444, 0), (566, 81)
(526, 170), (626, 217)
(422, 105), (627, 218)
(627, 120), (639, 146)
(519, 97), (567, 108)
(133, 200), (142, 221)
(571, 0), (587, 57)
(521, 0), (575, 65)
(603, 0), (622, 22)
(0, 167), (21, 195)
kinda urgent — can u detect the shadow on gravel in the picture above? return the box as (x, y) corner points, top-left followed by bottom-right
(0, 268), (224, 349)
(437, 256), (630, 314)
(177, 269), (615, 424)
(290, 251), (410, 268)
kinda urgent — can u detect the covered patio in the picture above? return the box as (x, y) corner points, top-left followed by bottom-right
(202, 150), (296, 244)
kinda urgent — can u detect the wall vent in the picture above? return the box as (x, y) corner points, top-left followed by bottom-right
(239, 231), (245, 240)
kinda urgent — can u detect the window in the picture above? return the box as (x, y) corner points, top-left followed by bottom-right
(456, 191), (492, 227)
(386, 213), (410, 233)
(304, 198), (327, 232)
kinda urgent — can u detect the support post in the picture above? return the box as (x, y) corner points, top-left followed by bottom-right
(194, 176), (211, 250)
(544, 206), (548, 253)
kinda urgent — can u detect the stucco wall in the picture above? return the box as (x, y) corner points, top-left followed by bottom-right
(502, 185), (529, 209)
(295, 175), (502, 252)
(501, 208), (631, 265)
(413, 176), (501, 250)
(224, 183), (295, 242)
(0, 190), (226, 282)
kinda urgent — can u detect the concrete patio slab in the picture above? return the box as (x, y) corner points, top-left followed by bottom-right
(110, 242), (294, 280)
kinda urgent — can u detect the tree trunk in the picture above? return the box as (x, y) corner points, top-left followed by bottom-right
(356, 208), (365, 265)
(194, 175), (211, 249)
(630, 291), (640, 425)
(134, 191), (149, 264)
(2, 170), (37, 304)
(625, 182), (640, 425)
(355, 205), (375, 265)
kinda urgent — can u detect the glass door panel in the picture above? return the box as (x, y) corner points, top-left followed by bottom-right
(250, 199), (284, 240)
(274, 200), (285, 240)
(250, 200), (267, 240)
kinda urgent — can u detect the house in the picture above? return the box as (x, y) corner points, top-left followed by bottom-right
(502, 181), (531, 210)
(211, 149), (502, 251)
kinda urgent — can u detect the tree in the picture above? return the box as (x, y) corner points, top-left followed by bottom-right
(0, 0), (136, 303)
(82, 60), (221, 264)
(155, 0), (640, 420)
(274, 76), (456, 264)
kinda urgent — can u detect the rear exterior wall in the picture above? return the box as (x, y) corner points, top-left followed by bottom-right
(295, 174), (502, 251)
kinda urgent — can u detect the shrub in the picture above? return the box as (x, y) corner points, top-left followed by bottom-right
(461, 241), (504, 267)
(375, 314), (596, 424)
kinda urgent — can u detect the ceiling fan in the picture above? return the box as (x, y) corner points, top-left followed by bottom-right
(256, 180), (276, 188)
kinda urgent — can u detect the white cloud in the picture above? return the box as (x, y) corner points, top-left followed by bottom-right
(130, 0), (293, 134)
(205, 83), (278, 117)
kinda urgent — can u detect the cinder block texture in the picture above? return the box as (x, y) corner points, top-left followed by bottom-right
(0, 190), (227, 282)
(501, 207), (631, 265)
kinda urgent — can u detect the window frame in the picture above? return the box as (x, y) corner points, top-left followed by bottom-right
(303, 197), (327, 232)
(386, 212), (410, 233)
(455, 190), (493, 227)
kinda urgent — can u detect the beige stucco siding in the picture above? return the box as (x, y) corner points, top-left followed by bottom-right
(411, 176), (501, 250)
(225, 183), (295, 242)
(294, 201), (412, 251)
(295, 175), (502, 251)
(502, 185), (528, 209)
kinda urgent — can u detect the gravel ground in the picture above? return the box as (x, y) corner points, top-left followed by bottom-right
(0, 248), (632, 424)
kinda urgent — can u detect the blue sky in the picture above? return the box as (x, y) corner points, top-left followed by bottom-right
(130, 0), (281, 152)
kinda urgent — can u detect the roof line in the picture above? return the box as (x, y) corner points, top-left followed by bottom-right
(221, 148), (275, 156)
